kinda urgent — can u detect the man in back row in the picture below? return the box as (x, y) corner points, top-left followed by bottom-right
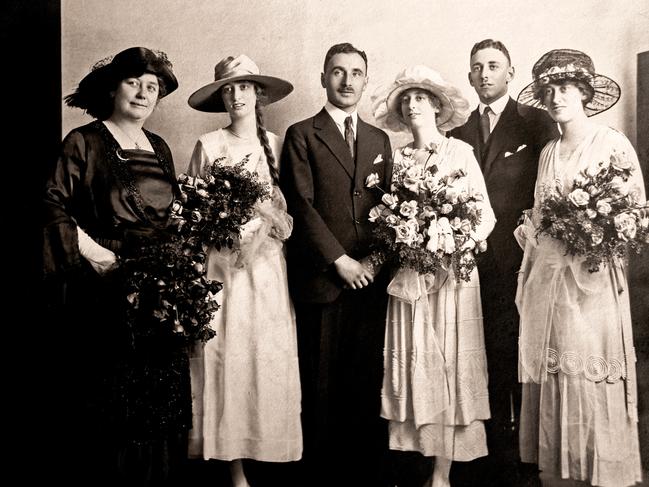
(449, 38), (558, 486)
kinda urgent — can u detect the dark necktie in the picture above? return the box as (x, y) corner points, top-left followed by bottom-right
(480, 106), (492, 146)
(344, 116), (355, 159)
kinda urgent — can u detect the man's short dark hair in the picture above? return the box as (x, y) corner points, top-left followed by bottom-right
(323, 43), (368, 73)
(470, 39), (511, 65)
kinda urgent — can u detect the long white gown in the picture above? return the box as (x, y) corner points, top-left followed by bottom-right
(516, 125), (644, 486)
(381, 137), (495, 461)
(187, 129), (302, 462)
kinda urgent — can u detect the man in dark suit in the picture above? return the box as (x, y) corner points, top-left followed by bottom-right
(448, 39), (558, 486)
(280, 42), (393, 486)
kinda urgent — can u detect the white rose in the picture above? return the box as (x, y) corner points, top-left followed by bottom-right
(459, 219), (473, 235)
(440, 203), (453, 214)
(421, 205), (436, 218)
(382, 193), (399, 209)
(610, 151), (632, 171)
(614, 213), (637, 241)
(365, 172), (380, 188)
(567, 188), (590, 207)
(596, 199), (612, 216)
(368, 206), (383, 222)
(403, 166), (423, 193)
(399, 200), (419, 218)
(586, 164), (604, 178)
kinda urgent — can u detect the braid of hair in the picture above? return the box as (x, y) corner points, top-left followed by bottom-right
(255, 106), (279, 185)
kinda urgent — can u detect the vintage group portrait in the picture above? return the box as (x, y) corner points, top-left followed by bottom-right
(36, 0), (649, 485)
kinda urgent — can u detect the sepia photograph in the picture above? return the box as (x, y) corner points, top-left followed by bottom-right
(16, 0), (649, 485)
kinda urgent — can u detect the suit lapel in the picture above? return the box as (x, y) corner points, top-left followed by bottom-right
(354, 117), (377, 180)
(314, 108), (355, 178)
(463, 109), (483, 167)
(483, 97), (518, 176)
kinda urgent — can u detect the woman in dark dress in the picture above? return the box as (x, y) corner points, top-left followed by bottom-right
(43, 47), (187, 486)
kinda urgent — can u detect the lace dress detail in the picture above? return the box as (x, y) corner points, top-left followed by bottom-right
(516, 125), (644, 486)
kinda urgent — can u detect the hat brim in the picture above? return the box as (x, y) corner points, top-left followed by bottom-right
(379, 81), (470, 133)
(188, 74), (293, 112)
(517, 71), (620, 117)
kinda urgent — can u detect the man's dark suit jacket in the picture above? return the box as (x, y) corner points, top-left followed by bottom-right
(448, 96), (558, 485)
(449, 97), (558, 279)
(280, 108), (393, 304)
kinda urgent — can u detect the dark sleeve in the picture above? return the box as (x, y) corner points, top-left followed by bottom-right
(532, 108), (559, 148)
(149, 131), (180, 198)
(280, 124), (346, 268)
(42, 131), (86, 277)
(381, 131), (394, 193)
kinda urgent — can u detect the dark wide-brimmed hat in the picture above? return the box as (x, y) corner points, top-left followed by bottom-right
(65, 47), (178, 118)
(372, 65), (470, 132)
(517, 48), (620, 117)
(188, 54), (293, 112)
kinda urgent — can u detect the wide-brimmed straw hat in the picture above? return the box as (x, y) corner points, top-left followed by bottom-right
(372, 65), (470, 132)
(65, 47), (178, 113)
(517, 48), (620, 117)
(188, 54), (293, 112)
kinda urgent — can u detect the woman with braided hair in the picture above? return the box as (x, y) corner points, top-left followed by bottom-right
(186, 54), (302, 486)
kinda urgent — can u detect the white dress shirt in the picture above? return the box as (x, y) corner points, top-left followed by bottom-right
(478, 94), (509, 135)
(324, 101), (358, 140)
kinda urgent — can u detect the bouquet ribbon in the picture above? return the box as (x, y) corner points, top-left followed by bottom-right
(516, 219), (636, 421)
(387, 267), (445, 304)
(387, 267), (452, 425)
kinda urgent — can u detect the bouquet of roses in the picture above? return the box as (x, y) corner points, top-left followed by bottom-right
(173, 155), (271, 251)
(366, 146), (487, 282)
(118, 155), (270, 344)
(119, 232), (221, 344)
(537, 149), (649, 272)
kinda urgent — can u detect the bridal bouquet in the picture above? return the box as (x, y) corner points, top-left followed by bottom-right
(173, 155), (271, 251)
(537, 149), (649, 272)
(366, 145), (486, 282)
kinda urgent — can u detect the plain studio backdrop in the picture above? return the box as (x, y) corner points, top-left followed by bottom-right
(61, 0), (648, 163)
(58, 0), (649, 479)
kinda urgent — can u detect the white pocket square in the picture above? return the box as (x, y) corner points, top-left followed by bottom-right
(373, 154), (384, 165)
(504, 144), (527, 158)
